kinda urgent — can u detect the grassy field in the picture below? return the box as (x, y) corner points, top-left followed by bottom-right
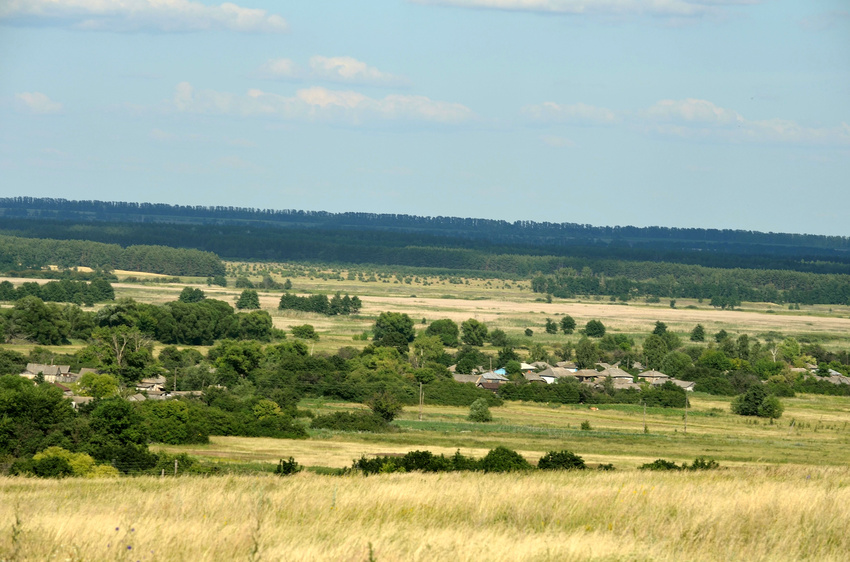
(2, 466), (849, 561)
(3, 264), (850, 560)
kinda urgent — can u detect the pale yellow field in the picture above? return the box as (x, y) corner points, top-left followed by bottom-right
(2, 466), (849, 561)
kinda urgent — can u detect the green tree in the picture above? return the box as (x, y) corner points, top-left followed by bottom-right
(235, 289), (260, 310)
(373, 312), (415, 353)
(690, 324), (706, 342)
(468, 397), (493, 422)
(178, 287), (205, 303)
(425, 319), (459, 347)
(545, 318), (558, 334)
(583, 319), (606, 338)
(77, 372), (119, 399)
(560, 315), (576, 334)
(575, 337), (598, 369)
(642, 334), (669, 370)
(367, 391), (404, 422)
(461, 319), (488, 346)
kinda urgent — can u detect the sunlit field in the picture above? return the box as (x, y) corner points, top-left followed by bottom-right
(3, 263), (850, 560)
(2, 466), (849, 561)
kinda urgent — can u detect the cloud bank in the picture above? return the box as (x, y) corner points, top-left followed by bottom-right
(412, 0), (759, 20)
(258, 56), (409, 87)
(15, 92), (63, 114)
(0, 0), (288, 33)
(172, 82), (473, 125)
(524, 97), (850, 146)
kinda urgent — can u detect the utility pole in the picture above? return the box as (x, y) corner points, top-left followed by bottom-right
(418, 382), (423, 421)
(684, 395), (688, 434)
(643, 401), (647, 434)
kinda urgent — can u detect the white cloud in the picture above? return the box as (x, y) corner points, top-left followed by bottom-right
(642, 98), (743, 126)
(412, 0), (758, 20)
(257, 56), (409, 87)
(258, 58), (300, 79)
(15, 92), (63, 114)
(540, 135), (577, 147)
(525, 96), (849, 146)
(0, 0), (288, 33)
(171, 82), (473, 125)
(642, 99), (849, 145)
(309, 56), (409, 86)
(522, 101), (618, 124)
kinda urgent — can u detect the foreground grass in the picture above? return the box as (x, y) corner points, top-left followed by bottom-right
(2, 466), (849, 561)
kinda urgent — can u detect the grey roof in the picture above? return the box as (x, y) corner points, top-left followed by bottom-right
(480, 371), (509, 382)
(538, 367), (575, 380)
(668, 379), (696, 391)
(523, 371), (544, 382)
(600, 367), (633, 380)
(453, 374), (481, 384)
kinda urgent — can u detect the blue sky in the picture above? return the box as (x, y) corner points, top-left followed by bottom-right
(1, 1), (848, 235)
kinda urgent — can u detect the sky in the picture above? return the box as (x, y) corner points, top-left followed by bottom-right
(1, 0), (848, 236)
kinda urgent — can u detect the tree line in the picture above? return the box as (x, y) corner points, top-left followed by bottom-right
(0, 279), (114, 305)
(0, 234), (224, 277)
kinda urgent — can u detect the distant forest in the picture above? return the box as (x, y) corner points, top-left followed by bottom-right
(0, 197), (849, 305)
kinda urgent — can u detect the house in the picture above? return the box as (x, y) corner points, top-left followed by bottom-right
(68, 396), (94, 409)
(453, 374), (481, 384)
(52, 382), (73, 396)
(519, 362), (536, 372)
(522, 371), (545, 383)
(668, 379), (696, 392)
(479, 371), (510, 384)
(555, 361), (577, 371)
(136, 375), (167, 393)
(573, 369), (600, 383)
(640, 370), (670, 385)
(599, 367), (634, 381)
(532, 361), (552, 370)
(537, 367), (576, 384)
(21, 363), (72, 383)
(477, 381), (502, 392)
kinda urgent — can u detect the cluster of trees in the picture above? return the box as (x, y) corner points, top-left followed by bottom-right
(0, 279), (114, 305)
(0, 375), (307, 477)
(0, 291), (274, 349)
(278, 292), (362, 315)
(0, 234), (224, 277)
(532, 266), (850, 306)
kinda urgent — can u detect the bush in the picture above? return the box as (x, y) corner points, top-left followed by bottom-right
(538, 450), (586, 470)
(731, 386), (783, 418)
(310, 411), (392, 433)
(290, 324), (318, 340)
(580, 420), (592, 431)
(481, 446), (532, 473)
(468, 398), (492, 422)
(367, 392), (404, 422)
(639, 459), (681, 471)
(274, 457), (302, 476)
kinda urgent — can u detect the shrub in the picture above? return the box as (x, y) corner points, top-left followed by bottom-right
(481, 447), (532, 473)
(639, 459), (682, 471)
(688, 457), (720, 471)
(290, 324), (318, 340)
(274, 457), (302, 476)
(310, 411), (392, 433)
(580, 420), (592, 431)
(538, 450), (586, 470)
(468, 398), (493, 422)
(367, 392), (404, 422)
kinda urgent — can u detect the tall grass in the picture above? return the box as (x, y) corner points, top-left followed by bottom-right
(2, 466), (848, 561)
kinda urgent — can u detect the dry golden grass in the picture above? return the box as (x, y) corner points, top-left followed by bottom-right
(2, 466), (849, 561)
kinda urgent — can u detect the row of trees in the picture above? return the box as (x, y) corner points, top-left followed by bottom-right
(0, 234), (224, 277)
(278, 292), (362, 315)
(0, 279), (114, 305)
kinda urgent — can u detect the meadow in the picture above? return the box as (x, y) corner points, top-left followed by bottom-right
(2, 263), (850, 560)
